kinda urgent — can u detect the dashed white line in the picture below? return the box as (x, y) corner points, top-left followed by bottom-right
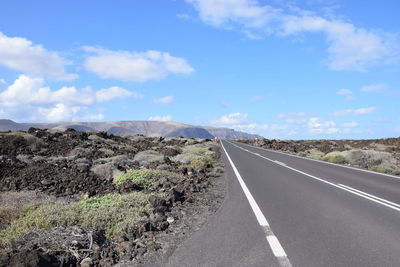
(227, 141), (400, 213)
(274, 160), (287, 166)
(220, 141), (292, 267)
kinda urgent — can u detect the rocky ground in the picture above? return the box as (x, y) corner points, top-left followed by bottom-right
(0, 128), (225, 266)
(237, 138), (400, 175)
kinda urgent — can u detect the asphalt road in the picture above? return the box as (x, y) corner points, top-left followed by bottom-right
(167, 140), (400, 266)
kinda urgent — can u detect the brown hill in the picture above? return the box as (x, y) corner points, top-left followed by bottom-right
(0, 119), (262, 139)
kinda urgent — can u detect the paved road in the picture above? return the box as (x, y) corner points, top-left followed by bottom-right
(167, 140), (400, 266)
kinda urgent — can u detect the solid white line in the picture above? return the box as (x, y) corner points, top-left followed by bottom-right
(234, 141), (400, 180)
(337, 184), (400, 210)
(228, 141), (400, 212)
(221, 141), (269, 226)
(220, 141), (292, 266)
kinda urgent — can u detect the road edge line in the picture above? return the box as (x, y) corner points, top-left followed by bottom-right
(220, 141), (292, 267)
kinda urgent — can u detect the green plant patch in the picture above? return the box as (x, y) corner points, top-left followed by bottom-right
(370, 165), (400, 175)
(323, 154), (349, 164)
(79, 193), (128, 208)
(99, 148), (115, 156)
(113, 169), (183, 189)
(0, 192), (154, 248)
(184, 139), (197, 146)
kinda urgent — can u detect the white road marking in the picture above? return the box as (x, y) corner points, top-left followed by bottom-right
(228, 141), (400, 212)
(274, 160), (287, 166)
(337, 184), (400, 211)
(236, 141), (400, 180)
(220, 141), (292, 267)
(267, 236), (287, 257)
(338, 184), (400, 208)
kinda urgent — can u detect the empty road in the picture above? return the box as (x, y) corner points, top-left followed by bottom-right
(167, 140), (400, 266)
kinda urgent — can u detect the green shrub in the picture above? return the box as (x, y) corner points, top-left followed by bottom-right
(79, 193), (128, 208)
(99, 148), (115, 156)
(370, 165), (400, 175)
(323, 154), (349, 164)
(184, 139), (197, 146)
(0, 192), (153, 248)
(113, 169), (182, 189)
(172, 143), (217, 170)
(307, 153), (323, 160)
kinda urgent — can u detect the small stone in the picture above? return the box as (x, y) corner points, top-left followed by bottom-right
(80, 257), (93, 267)
(167, 217), (175, 223)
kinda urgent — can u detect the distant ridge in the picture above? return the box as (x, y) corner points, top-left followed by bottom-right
(0, 119), (262, 139)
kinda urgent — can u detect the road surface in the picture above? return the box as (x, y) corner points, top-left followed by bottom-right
(167, 140), (400, 266)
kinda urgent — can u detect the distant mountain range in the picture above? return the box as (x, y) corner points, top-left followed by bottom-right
(0, 119), (262, 139)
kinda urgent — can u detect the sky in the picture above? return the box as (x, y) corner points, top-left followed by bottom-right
(0, 0), (399, 139)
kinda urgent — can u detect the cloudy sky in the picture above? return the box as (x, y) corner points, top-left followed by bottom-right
(0, 0), (399, 139)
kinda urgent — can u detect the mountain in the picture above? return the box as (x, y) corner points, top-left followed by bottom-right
(0, 119), (28, 131)
(0, 119), (262, 139)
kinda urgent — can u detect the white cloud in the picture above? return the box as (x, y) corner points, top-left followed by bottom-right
(336, 88), (355, 101)
(280, 16), (395, 71)
(153, 95), (174, 104)
(342, 121), (358, 128)
(0, 75), (93, 107)
(185, 0), (277, 28)
(0, 75), (136, 122)
(336, 88), (352, 95)
(212, 112), (248, 124)
(308, 117), (339, 134)
(288, 112), (307, 117)
(332, 106), (377, 116)
(277, 113), (286, 119)
(232, 123), (268, 130)
(96, 86), (142, 102)
(286, 118), (307, 124)
(278, 112), (307, 123)
(186, 0), (399, 71)
(37, 104), (83, 122)
(361, 83), (387, 92)
(83, 47), (195, 82)
(148, 115), (172, 122)
(0, 32), (77, 80)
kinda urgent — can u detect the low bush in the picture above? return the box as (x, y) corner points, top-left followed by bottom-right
(99, 148), (115, 156)
(370, 165), (400, 175)
(133, 150), (164, 166)
(113, 169), (182, 189)
(0, 192), (153, 248)
(323, 154), (349, 164)
(172, 142), (217, 171)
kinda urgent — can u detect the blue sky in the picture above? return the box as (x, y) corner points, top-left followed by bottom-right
(0, 0), (399, 139)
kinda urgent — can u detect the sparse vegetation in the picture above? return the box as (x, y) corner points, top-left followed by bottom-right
(99, 148), (115, 156)
(172, 143), (217, 171)
(323, 153), (349, 164)
(0, 128), (223, 265)
(0, 192), (153, 248)
(113, 169), (183, 189)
